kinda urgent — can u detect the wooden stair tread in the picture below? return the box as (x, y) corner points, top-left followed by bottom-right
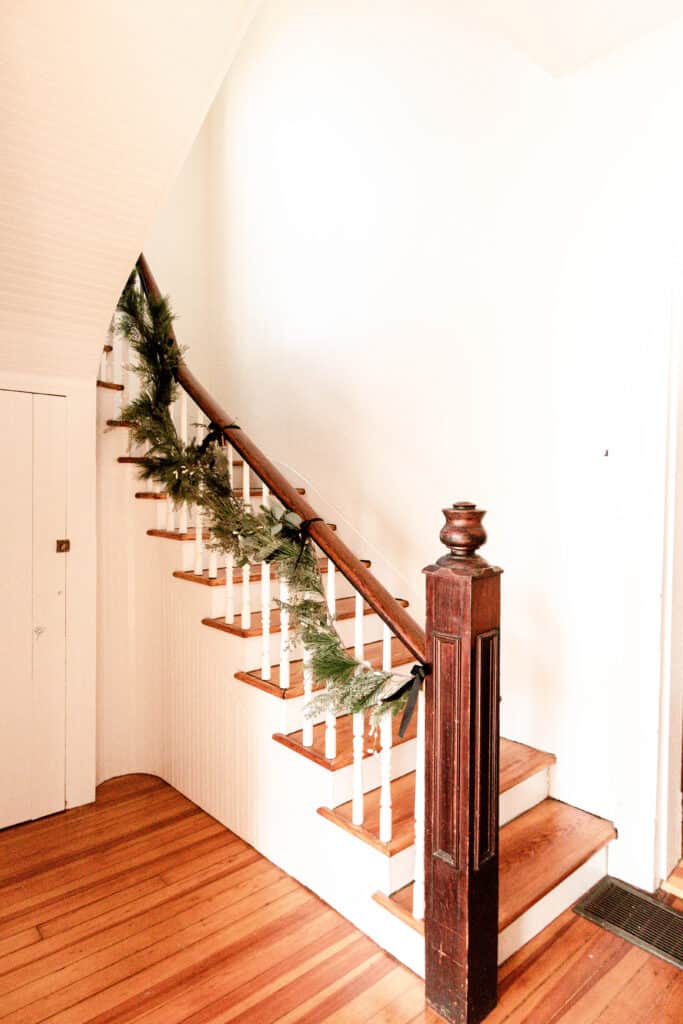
(97, 380), (124, 391)
(106, 419), (135, 428)
(203, 594), (405, 640)
(147, 528), (211, 541)
(136, 491), (167, 500)
(374, 799), (615, 934)
(135, 483), (286, 499)
(236, 635), (411, 700)
(318, 739), (556, 854)
(173, 558), (371, 588)
(103, 343), (113, 352)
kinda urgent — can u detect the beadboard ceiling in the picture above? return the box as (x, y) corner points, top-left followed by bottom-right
(0, 0), (258, 379)
(455, 0), (683, 75)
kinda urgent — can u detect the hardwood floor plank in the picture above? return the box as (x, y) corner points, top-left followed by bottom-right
(0, 774), (679, 1024)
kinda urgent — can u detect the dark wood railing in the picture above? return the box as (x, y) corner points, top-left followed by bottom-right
(136, 253), (501, 1024)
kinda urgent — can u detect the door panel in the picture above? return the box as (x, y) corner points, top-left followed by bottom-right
(31, 395), (67, 821)
(0, 390), (66, 829)
(0, 391), (34, 828)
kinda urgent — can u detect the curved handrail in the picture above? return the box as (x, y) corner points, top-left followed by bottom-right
(137, 253), (427, 664)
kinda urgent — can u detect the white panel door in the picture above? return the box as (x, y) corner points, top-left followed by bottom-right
(31, 395), (67, 821)
(0, 391), (34, 828)
(0, 391), (66, 829)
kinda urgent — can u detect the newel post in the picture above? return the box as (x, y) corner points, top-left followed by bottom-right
(423, 502), (502, 1024)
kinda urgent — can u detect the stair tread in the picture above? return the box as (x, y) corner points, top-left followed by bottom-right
(135, 484), (290, 498)
(106, 419), (135, 428)
(147, 528), (211, 541)
(318, 739), (556, 854)
(173, 557), (371, 588)
(236, 636), (412, 700)
(374, 798), (615, 934)
(97, 380), (124, 391)
(203, 594), (403, 640)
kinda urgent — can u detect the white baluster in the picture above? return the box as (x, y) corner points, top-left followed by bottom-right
(242, 563), (251, 629)
(155, 491), (165, 529)
(179, 391), (188, 444)
(324, 559), (337, 759)
(99, 349), (107, 381)
(352, 711), (365, 825)
(194, 506), (204, 575)
(178, 502), (189, 535)
(227, 443), (234, 488)
(412, 688), (426, 920)
(165, 497), (176, 533)
(302, 647), (314, 747)
(261, 560), (271, 680)
(243, 461), (251, 511)
(279, 578), (290, 690)
(354, 590), (364, 660)
(379, 711), (393, 842)
(208, 546), (218, 579)
(225, 551), (235, 623)
(383, 622), (392, 672)
(111, 328), (123, 415)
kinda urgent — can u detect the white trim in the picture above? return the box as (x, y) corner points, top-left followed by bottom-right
(656, 278), (683, 884)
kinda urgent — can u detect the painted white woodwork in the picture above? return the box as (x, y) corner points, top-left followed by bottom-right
(178, 502), (189, 534)
(165, 498), (176, 533)
(241, 563), (251, 629)
(227, 442), (234, 486)
(324, 558), (337, 760)
(378, 712), (393, 844)
(382, 623), (392, 672)
(351, 711), (365, 826)
(31, 395), (68, 821)
(0, 391), (34, 829)
(179, 390), (188, 443)
(98, 349), (107, 381)
(225, 552), (235, 623)
(0, 390), (66, 829)
(412, 687), (426, 920)
(208, 547), (218, 579)
(260, 561), (272, 681)
(243, 460), (250, 509)
(279, 578), (290, 690)
(194, 506), (204, 575)
(302, 647), (314, 747)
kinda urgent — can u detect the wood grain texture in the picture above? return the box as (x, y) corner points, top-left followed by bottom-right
(0, 775), (675, 1023)
(233, 635), (410, 699)
(172, 557), (370, 589)
(374, 798), (615, 935)
(202, 596), (407, 640)
(317, 740), (554, 850)
(96, 380), (124, 391)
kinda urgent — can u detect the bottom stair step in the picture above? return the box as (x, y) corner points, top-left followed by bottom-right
(373, 798), (616, 935)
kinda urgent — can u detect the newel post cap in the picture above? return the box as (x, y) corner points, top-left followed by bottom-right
(440, 502), (487, 558)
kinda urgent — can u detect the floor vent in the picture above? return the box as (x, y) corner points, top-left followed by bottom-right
(574, 876), (683, 969)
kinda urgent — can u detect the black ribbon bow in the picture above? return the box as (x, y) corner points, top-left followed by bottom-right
(295, 517), (324, 569)
(382, 663), (426, 738)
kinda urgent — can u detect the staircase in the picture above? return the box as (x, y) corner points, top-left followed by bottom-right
(96, 261), (616, 1023)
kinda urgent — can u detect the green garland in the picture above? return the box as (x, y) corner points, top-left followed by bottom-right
(117, 268), (417, 723)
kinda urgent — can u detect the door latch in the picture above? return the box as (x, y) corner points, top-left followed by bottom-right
(56, 539), (70, 553)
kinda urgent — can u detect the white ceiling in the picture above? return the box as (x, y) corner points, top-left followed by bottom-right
(455, 0), (683, 75)
(0, 0), (258, 379)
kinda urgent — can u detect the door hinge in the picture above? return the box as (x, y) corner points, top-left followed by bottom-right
(56, 539), (70, 553)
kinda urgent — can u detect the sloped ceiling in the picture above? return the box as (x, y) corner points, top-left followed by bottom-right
(456, 0), (683, 75)
(0, 0), (258, 378)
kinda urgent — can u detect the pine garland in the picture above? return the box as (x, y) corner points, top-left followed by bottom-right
(116, 269), (418, 724)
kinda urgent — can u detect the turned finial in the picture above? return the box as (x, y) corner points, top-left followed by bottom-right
(440, 502), (487, 559)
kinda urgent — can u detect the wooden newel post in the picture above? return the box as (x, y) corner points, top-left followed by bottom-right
(423, 502), (502, 1024)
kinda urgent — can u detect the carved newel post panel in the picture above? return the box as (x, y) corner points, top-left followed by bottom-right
(423, 502), (502, 1024)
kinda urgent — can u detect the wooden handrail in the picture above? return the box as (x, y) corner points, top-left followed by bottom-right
(136, 253), (428, 665)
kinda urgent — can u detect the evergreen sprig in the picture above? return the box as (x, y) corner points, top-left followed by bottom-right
(117, 268), (415, 723)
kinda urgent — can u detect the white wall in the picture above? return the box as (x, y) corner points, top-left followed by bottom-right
(145, 0), (683, 889)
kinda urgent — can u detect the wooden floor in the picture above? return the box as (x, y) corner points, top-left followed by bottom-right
(0, 776), (681, 1023)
